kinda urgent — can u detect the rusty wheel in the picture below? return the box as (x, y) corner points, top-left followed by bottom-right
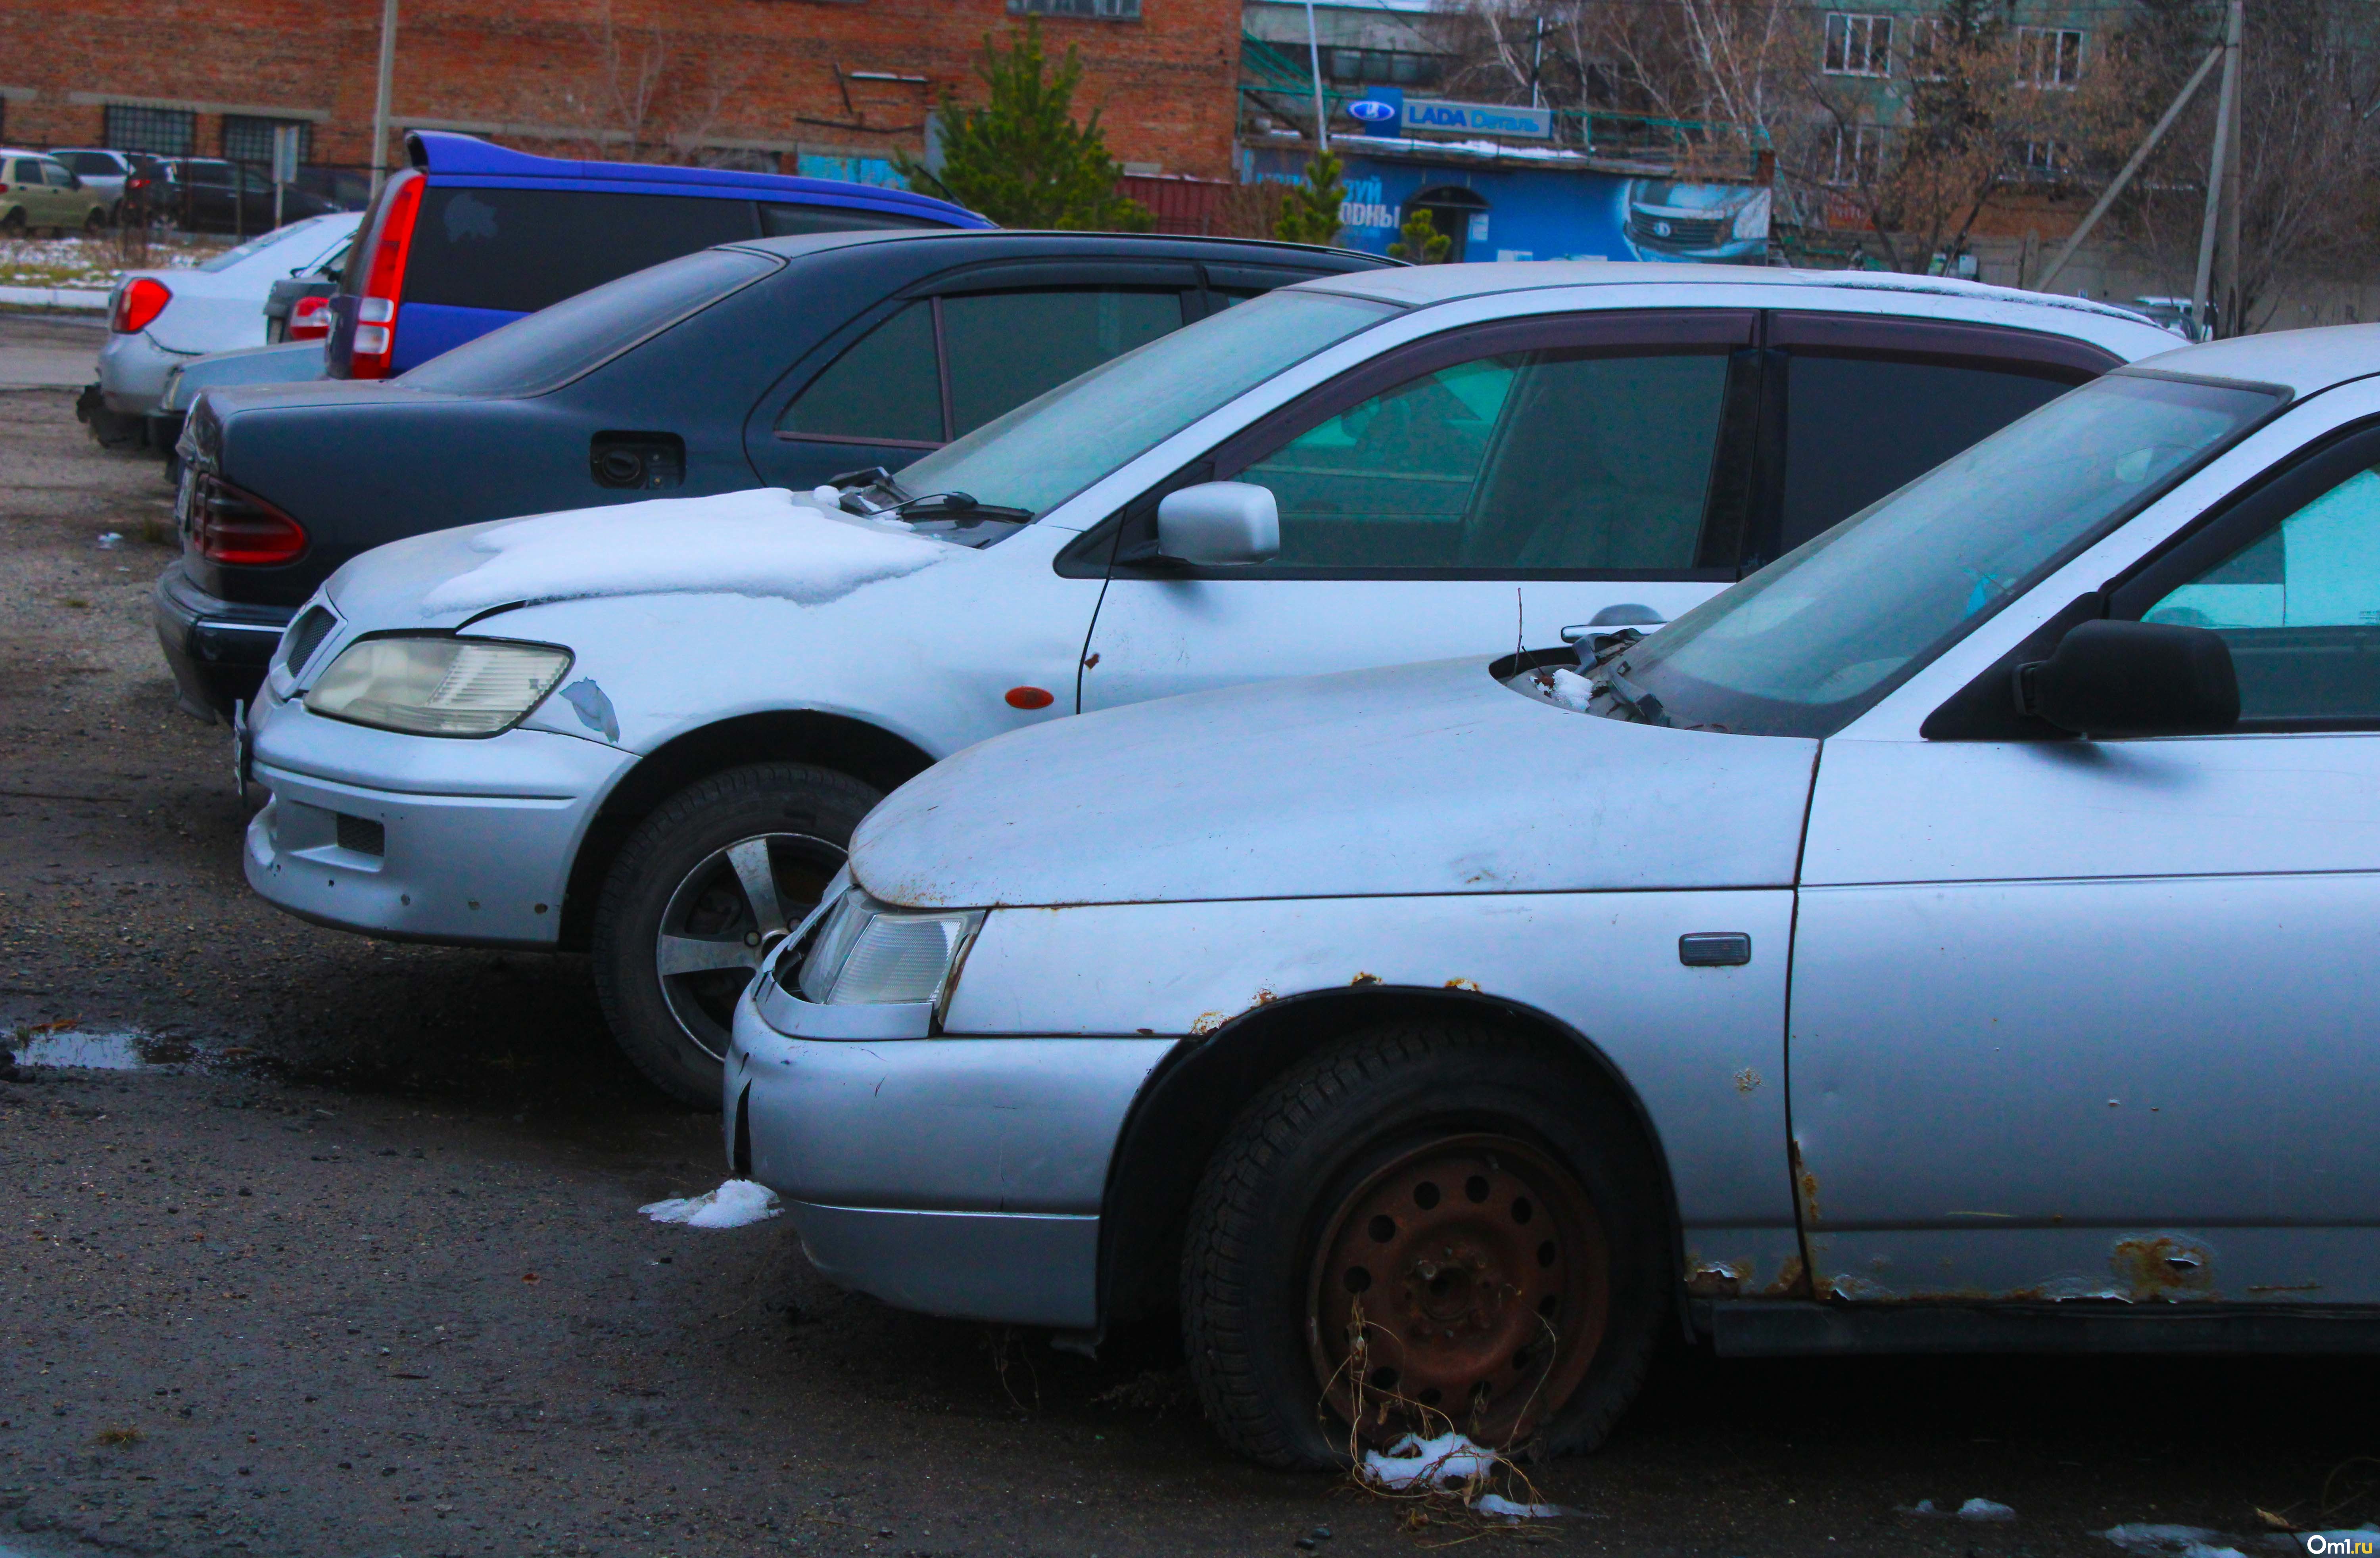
(1182, 1022), (1665, 1469)
(1309, 1133), (1607, 1446)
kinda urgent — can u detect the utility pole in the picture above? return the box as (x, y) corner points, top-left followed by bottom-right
(1302, 0), (1328, 151)
(2191, 0), (2242, 340)
(2217, 0), (2244, 336)
(1531, 16), (1545, 110)
(2038, 43), (2223, 291)
(370, 0), (400, 197)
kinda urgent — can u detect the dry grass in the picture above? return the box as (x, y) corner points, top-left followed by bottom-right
(0, 234), (228, 291)
(93, 1425), (144, 1448)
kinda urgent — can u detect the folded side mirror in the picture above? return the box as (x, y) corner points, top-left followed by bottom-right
(2014, 619), (2239, 738)
(1155, 482), (1279, 566)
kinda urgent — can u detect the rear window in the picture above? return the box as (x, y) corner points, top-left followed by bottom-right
(760, 201), (945, 237)
(60, 152), (119, 177)
(403, 188), (760, 314)
(396, 247), (778, 398)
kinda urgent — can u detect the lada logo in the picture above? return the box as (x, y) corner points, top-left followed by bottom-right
(1349, 100), (1397, 123)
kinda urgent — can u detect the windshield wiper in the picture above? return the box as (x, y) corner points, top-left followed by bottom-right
(892, 489), (1031, 524)
(1593, 666), (1672, 727)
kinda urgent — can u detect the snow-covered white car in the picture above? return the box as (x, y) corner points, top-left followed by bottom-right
(89, 211), (358, 441)
(239, 264), (2177, 1105)
(729, 323), (2380, 1468)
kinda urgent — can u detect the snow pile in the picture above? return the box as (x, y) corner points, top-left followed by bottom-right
(2098, 1526), (2250, 1558)
(1910, 1498), (2017, 1523)
(1359, 1432), (1569, 1520)
(421, 487), (951, 616)
(639, 1179), (782, 1229)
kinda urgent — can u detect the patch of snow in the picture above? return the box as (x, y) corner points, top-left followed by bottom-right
(639, 1179), (782, 1230)
(1474, 1493), (1572, 1520)
(2099, 1525), (2251, 1558)
(1959, 1498), (2017, 1523)
(1361, 1431), (1499, 1491)
(420, 487), (952, 618)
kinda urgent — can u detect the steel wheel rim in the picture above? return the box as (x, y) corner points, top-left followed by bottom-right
(653, 831), (841, 1062)
(1307, 1132), (1609, 1447)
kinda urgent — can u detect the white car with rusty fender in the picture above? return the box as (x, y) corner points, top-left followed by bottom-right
(730, 325), (2380, 1466)
(242, 263), (2173, 1106)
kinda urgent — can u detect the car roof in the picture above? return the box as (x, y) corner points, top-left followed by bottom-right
(730, 225), (1393, 271)
(1, 148), (63, 159)
(2121, 322), (2380, 398)
(1295, 259), (2170, 332)
(404, 130), (986, 227)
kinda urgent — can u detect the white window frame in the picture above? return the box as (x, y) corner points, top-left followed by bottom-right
(2016, 26), (2086, 88)
(1824, 12), (1895, 77)
(1831, 122), (1892, 186)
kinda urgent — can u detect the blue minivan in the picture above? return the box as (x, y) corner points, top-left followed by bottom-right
(326, 131), (988, 379)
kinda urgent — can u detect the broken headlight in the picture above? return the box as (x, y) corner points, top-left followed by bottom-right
(796, 888), (982, 1007)
(305, 635), (572, 737)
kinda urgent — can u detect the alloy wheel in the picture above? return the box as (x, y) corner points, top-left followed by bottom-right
(651, 831), (842, 1061)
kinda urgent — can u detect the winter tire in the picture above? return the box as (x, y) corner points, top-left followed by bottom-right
(591, 762), (880, 1108)
(1181, 1021), (1668, 1469)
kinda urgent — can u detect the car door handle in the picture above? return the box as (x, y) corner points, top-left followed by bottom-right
(1679, 932), (1752, 967)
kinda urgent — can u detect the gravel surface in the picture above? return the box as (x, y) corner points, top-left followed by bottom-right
(2, 323), (2375, 1556)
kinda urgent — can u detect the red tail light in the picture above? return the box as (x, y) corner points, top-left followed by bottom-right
(346, 170), (422, 379)
(192, 474), (308, 567)
(288, 294), (331, 341)
(113, 277), (172, 334)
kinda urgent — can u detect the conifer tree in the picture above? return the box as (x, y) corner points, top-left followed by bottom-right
(1387, 207), (1452, 263)
(1272, 150), (1346, 245)
(898, 19), (1151, 231)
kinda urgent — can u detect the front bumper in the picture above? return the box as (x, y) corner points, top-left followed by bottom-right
(727, 985), (1173, 1329)
(153, 560), (293, 721)
(243, 691), (636, 947)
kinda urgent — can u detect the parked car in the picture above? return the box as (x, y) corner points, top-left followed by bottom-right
(150, 341), (328, 480)
(727, 322), (2380, 1468)
(50, 148), (158, 221)
(162, 228), (1389, 718)
(82, 212), (359, 447)
(148, 157), (345, 235)
(0, 149), (108, 234)
(236, 265), (2177, 1106)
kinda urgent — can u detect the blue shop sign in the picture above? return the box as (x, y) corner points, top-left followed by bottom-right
(1401, 99), (1553, 140)
(1347, 87), (1403, 125)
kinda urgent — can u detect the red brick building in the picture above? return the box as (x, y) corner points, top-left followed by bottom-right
(0, 0), (1242, 195)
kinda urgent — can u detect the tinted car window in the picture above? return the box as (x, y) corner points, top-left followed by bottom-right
(397, 247), (778, 397)
(60, 152), (118, 177)
(2146, 462), (2380, 723)
(942, 289), (1182, 436)
(8, 159), (37, 183)
(1778, 355), (2074, 553)
(42, 162), (75, 188)
(777, 302), (943, 445)
(760, 202), (944, 237)
(1235, 347), (1731, 570)
(402, 188), (762, 314)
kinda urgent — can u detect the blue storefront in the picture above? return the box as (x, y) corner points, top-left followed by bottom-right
(1238, 135), (1771, 267)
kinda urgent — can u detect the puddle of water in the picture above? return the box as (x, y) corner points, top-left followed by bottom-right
(10, 1029), (203, 1071)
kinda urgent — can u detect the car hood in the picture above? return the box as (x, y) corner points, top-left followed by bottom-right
(851, 658), (1821, 908)
(322, 486), (956, 629)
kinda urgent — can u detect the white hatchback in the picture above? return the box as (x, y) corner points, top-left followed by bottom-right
(241, 263), (2177, 1104)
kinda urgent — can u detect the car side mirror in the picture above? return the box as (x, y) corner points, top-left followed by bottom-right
(2013, 619), (2239, 738)
(1155, 482), (1279, 566)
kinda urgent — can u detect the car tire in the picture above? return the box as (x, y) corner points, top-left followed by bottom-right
(83, 208), (104, 235)
(591, 762), (879, 1109)
(0, 209), (22, 235)
(1181, 1021), (1668, 1470)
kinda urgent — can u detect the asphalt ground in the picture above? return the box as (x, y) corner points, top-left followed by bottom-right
(2, 314), (2375, 1558)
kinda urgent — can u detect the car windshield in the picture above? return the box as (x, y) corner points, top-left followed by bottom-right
(397, 247), (780, 398)
(885, 289), (1400, 517)
(197, 218), (332, 273)
(1598, 372), (2284, 738)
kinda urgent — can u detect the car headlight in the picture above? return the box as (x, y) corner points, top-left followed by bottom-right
(797, 887), (982, 1006)
(304, 634), (572, 737)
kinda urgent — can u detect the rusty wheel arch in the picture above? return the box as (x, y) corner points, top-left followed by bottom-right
(555, 711), (934, 951)
(1095, 985), (1691, 1344)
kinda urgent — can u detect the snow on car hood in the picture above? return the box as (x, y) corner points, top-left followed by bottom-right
(851, 657), (1821, 908)
(324, 487), (956, 625)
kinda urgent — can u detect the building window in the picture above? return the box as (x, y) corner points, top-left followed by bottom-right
(221, 115), (311, 171)
(2017, 139), (2072, 181)
(1007, 0), (1141, 17)
(1824, 13), (1893, 77)
(1324, 48), (1444, 88)
(1902, 17), (1949, 80)
(2017, 27), (2085, 88)
(1831, 123), (1891, 186)
(104, 104), (196, 157)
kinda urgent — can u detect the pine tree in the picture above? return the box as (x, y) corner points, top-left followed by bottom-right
(1387, 207), (1452, 263)
(896, 19), (1151, 232)
(1272, 150), (1346, 246)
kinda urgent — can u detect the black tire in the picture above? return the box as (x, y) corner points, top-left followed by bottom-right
(1181, 1021), (1668, 1469)
(591, 762), (880, 1108)
(83, 207), (105, 234)
(0, 209), (23, 235)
